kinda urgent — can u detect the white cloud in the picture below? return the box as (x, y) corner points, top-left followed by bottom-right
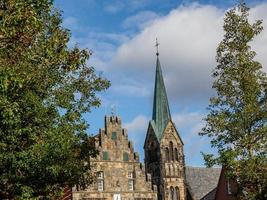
(172, 111), (212, 164)
(122, 11), (160, 30)
(105, 2), (267, 103)
(173, 112), (204, 128)
(110, 83), (150, 97)
(250, 3), (267, 72)
(123, 115), (149, 160)
(172, 111), (205, 142)
(124, 115), (149, 133)
(103, 0), (151, 14)
(104, 1), (125, 13)
(123, 111), (211, 165)
(62, 16), (78, 29)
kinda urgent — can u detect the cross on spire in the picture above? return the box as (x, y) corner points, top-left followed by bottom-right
(155, 38), (160, 56)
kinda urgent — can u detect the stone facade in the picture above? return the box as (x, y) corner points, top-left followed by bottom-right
(72, 116), (158, 200)
(144, 121), (186, 200)
(69, 53), (222, 200)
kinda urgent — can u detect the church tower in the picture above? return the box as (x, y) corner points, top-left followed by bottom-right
(144, 41), (186, 200)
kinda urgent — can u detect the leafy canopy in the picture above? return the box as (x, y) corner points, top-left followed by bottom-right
(0, 0), (110, 199)
(200, 2), (267, 200)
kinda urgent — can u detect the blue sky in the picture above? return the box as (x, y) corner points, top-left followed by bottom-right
(54, 0), (267, 166)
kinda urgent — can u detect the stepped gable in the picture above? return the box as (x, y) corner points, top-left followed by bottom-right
(185, 167), (221, 200)
(72, 115), (157, 200)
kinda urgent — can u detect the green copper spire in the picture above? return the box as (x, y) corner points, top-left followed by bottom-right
(152, 45), (171, 140)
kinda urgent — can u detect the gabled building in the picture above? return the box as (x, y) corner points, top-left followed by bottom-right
(72, 116), (158, 200)
(144, 52), (186, 200)
(68, 50), (222, 200)
(185, 167), (221, 200)
(214, 167), (238, 200)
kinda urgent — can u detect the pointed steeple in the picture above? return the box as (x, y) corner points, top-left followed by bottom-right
(151, 40), (171, 140)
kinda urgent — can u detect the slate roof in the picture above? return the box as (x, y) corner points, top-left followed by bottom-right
(185, 167), (221, 200)
(151, 56), (171, 141)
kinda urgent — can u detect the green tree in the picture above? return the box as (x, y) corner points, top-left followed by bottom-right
(200, 2), (267, 200)
(0, 0), (110, 199)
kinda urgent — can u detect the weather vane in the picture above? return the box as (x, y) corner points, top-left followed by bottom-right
(155, 38), (160, 56)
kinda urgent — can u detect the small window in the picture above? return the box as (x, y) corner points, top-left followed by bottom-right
(165, 148), (170, 162)
(111, 132), (117, 140)
(123, 152), (129, 161)
(128, 172), (133, 178)
(169, 141), (174, 161)
(97, 171), (104, 191)
(175, 187), (180, 200)
(128, 180), (134, 191)
(103, 152), (109, 160)
(97, 171), (104, 179)
(98, 180), (104, 191)
(175, 148), (179, 161)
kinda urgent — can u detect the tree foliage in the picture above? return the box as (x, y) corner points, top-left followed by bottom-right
(0, 0), (110, 199)
(200, 2), (267, 200)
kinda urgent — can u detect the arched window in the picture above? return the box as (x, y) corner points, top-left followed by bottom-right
(175, 148), (179, 161)
(169, 141), (174, 161)
(165, 147), (170, 162)
(168, 189), (172, 200)
(173, 187), (177, 200)
(166, 165), (169, 176)
(175, 187), (180, 200)
(170, 187), (175, 200)
(173, 165), (177, 176)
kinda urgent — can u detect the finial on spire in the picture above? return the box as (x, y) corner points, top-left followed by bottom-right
(155, 38), (160, 56)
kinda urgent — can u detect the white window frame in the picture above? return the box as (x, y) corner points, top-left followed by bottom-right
(128, 172), (133, 179)
(97, 171), (104, 191)
(97, 171), (104, 179)
(98, 179), (104, 191)
(128, 179), (134, 191)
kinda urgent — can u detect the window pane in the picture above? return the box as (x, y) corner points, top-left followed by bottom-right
(128, 180), (134, 191)
(112, 132), (117, 140)
(103, 152), (109, 160)
(175, 187), (180, 200)
(123, 152), (129, 161)
(97, 171), (104, 179)
(98, 180), (104, 191)
(175, 148), (179, 161)
(128, 172), (133, 178)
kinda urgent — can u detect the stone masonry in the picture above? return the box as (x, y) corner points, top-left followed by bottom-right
(72, 116), (158, 200)
(144, 121), (186, 200)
